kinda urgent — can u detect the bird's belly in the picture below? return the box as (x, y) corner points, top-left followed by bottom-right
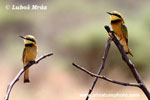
(25, 47), (37, 62)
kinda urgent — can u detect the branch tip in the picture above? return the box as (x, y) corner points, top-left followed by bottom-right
(4, 52), (53, 100)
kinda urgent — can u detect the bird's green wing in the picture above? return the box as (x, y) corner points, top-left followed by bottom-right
(121, 24), (128, 44)
(22, 48), (26, 63)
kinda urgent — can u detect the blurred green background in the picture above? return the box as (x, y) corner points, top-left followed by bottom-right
(0, 0), (150, 100)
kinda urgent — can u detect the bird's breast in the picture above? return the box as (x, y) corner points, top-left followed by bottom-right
(111, 22), (123, 37)
(24, 45), (37, 62)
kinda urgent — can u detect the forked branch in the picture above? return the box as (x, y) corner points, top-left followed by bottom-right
(104, 25), (150, 99)
(72, 25), (150, 100)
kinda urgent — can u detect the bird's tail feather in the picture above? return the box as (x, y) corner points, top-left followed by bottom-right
(24, 68), (30, 83)
(124, 43), (133, 57)
(127, 51), (133, 57)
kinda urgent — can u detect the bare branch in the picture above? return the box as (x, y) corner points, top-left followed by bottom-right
(84, 37), (111, 100)
(4, 52), (53, 100)
(72, 63), (140, 87)
(104, 25), (150, 99)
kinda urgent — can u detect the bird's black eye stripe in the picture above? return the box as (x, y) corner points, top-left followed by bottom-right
(26, 38), (36, 43)
(112, 13), (122, 18)
(25, 43), (33, 47)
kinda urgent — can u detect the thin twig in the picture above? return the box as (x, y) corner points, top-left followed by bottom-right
(104, 25), (150, 99)
(72, 63), (140, 87)
(79, 37), (111, 100)
(4, 52), (53, 100)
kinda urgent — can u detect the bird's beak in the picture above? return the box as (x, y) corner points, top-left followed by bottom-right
(107, 12), (112, 15)
(19, 35), (26, 39)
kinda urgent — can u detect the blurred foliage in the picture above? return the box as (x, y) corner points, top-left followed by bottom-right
(0, 0), (150, 77)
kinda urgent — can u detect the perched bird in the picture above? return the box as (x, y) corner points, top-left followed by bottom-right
(107, 11), (133, 56)
(20, 35), (38, 83)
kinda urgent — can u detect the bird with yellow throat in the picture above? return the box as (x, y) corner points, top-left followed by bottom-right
(107, 11), (133, 56)
(20, 35), (38, 83)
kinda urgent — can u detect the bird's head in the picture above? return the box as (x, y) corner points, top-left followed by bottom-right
(107, 11), (124, 23)
(19, 35), (37, 44)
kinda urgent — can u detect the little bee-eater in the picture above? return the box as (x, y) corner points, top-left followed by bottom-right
(20, 35), (38, 83)
(107, 11), (133, 56)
